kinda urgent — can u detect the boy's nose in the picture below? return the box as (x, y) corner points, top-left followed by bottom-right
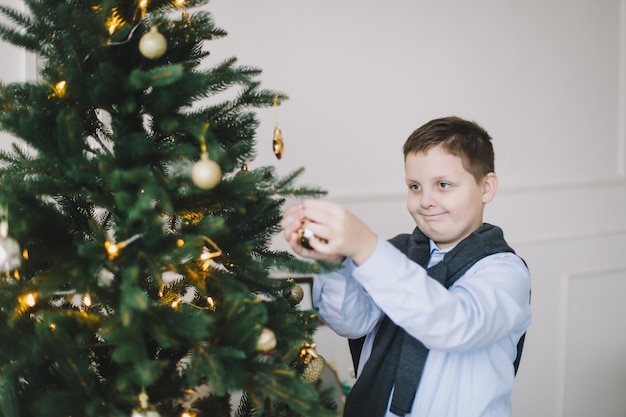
(419, 191), (436, 208)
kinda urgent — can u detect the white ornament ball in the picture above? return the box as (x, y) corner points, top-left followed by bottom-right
(0, 236), (21, 273)
(256, 327), (277, 353)
(139, 26), (167, 59)
(191, 153), (222, 190)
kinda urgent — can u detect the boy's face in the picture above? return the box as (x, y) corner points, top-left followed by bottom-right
(405, 145), (497, 249)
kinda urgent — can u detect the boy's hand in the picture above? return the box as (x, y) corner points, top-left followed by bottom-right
(281, 202), (343, 262)
(281, 199), (377, 265)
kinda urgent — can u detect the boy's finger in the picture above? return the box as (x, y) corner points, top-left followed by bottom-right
(301, 201), (339, 226)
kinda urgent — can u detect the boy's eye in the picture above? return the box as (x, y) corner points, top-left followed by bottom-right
(409, 184), (420, 191)
(439, 182), (451, 189)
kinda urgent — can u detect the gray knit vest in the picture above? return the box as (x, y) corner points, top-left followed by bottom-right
(343, 223), (526, 417)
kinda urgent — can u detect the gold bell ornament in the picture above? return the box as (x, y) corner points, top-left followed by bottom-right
(298, 221), (328, 250)
(298, 226), (315, 250)
(272, 96), (284, 159)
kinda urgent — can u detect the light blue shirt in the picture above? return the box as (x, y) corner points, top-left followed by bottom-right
(312, 236), (531, 417)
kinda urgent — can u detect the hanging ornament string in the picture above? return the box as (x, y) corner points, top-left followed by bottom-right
(272, 95), (284, 159)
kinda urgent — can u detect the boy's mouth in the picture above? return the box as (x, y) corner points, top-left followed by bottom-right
(421, 212), (446, 221)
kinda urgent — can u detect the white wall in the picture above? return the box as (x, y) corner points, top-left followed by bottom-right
(0, 0), (36, 149)
(206, 1), (626, 416)
(1, 0), (624, 416)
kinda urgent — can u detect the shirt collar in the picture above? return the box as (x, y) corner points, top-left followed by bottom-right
(429, 240), (455, 255)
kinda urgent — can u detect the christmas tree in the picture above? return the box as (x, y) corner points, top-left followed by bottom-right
(0, 0), (334, 416)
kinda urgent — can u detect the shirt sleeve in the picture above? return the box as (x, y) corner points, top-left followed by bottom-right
(312, 258), (384, 339)
(352, 236), (532, 352)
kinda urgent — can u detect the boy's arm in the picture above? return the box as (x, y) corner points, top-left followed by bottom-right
(353, 238), (531, 352)
(281, 200), (383, 338)
(312, 259), (384, 339)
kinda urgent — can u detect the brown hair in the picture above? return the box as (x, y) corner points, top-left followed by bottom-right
(403, 116), (495, 182)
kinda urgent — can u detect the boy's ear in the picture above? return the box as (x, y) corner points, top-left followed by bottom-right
(481, 172), (498, 203)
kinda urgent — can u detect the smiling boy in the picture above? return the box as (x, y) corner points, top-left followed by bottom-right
(281, 116), (531, 417)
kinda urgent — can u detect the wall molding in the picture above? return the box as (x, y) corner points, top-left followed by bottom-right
(330, 177), (626, 205)
(557, 263), (626, 416)
(511, 228), (626, 248)
(618, 0), (626, 177)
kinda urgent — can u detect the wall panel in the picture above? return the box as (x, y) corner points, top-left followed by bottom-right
(562, 267), (626, 417)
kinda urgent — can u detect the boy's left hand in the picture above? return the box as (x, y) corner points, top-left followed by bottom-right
(282, 199), (377, 265)
(281, 201), (344, 262)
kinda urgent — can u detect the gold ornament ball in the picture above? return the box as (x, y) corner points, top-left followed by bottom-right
(192, 153), (222, 190)
(286, 283), (304, 304)
(0, 236), (21, 273)
(139, 26), (167, 59)
(302, 356), (326, 382)
(256, 327), (277, 353)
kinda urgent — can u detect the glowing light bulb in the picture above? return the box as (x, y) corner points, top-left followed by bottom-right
(26, 293), (36, 307)
(19, 293), (37, 308)
(104, 234), (141, 260)
(106, 9), (124, 35)
(53, 80), (67, 98)
(105, 241), (119, 259)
